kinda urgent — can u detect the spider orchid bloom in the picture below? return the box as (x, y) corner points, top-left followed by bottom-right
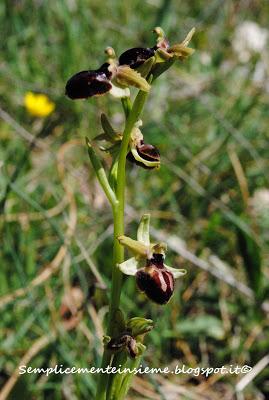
(118, 214), (186, 304)
(117, 28), (195, 80)
(153, 27), (195, 61)
(127, 121), (160, 169)
(65, 48), (150, 100)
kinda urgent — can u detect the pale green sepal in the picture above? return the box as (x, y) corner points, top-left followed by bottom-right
(168, 45), (195, 58)
(164, 264), (187, 278)
(100, 113), (122, 142)
(115, 66), (151, 92)
(168, 28), (195, 59)
(137, 214), (150, 245)
(118, 257), (139, 276)
(118, 235), (149, 257)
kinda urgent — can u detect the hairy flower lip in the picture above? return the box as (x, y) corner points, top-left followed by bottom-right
(127, 143), (160, 169)
(65, 64), (112, 100)
(137, 142), (160, 161)
(136, 255), (175, 305)
(148, 252), (164, 268)
(119, 47), (155, 69)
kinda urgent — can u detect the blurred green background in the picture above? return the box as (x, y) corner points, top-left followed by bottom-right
(0, 0), (269, 399)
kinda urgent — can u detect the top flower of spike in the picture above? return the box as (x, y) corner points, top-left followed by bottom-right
(65, 27), (195, 99)
(118, 27), (195, 79)
(118, 214), (186, 304)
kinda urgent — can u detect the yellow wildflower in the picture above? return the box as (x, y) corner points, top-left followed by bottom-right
(24, 92), (55, 117)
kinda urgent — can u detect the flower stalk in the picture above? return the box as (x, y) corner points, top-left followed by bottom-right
(65, 26), (195, 400)
(95, 86), (150, 400)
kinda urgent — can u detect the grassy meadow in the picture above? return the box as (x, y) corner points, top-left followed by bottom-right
(0, 0), (269, 399)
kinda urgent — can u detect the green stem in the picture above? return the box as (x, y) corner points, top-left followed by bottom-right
(121, 97), (132, 118)
(95, 89), (149, 400)
(117, 355), (143, 400)
(110, 89), (149, 320)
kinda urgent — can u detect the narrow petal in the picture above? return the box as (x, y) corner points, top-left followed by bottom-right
(164, 264), (187, 278)
(181, 27), (195, 47)
(109, 83), (130, 98)
(118, 257), (140, 276)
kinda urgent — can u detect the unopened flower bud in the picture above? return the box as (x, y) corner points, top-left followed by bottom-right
(107, 334), (138, 359)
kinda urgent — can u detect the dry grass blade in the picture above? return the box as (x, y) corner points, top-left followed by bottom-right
(0, 334), (56, 400)
(235, 354), (269, 393)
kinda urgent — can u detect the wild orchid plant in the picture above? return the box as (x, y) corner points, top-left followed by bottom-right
(65, 27), (195, 400)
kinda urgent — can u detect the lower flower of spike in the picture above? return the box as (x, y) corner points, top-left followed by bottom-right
(106, 333), (138, 359)
(117, 213), (186, 305)
(136, 253), (174, 304)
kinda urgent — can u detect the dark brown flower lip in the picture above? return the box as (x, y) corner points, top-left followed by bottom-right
(127, 152), (155, 169)
(138, 142), (160, 162)
(119, 47), (155, 69)
(136, 265), (174, 305)
(65, 64), (112, 100)
(127, 142), (160, 169)
(136, 252), (174, 305)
